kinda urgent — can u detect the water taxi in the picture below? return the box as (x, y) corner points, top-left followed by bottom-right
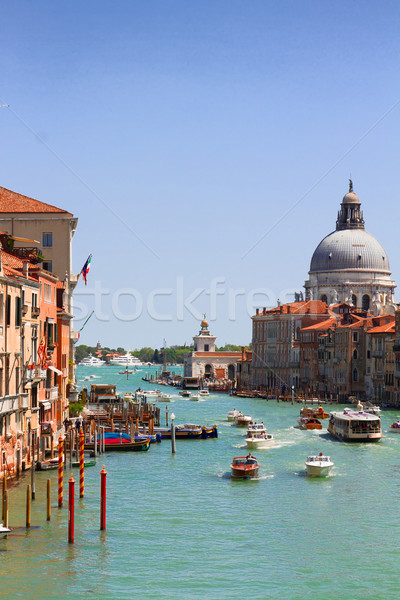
(245, 430), (274, 449)
(158, 393), (173, 402)
(247, 422), (267, 435)
(305, 453), (334, 477)
(230, 454), (260, 478)
(327, 409), (382, 442)
(300, 406), (329, 419)
(297, 417), (322, 430)
(199, 389), (210, 397)
(234, 414), (252, 427)
(227, 409), (240, 421)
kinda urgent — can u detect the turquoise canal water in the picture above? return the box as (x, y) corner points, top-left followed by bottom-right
(2, 365), (400, 599)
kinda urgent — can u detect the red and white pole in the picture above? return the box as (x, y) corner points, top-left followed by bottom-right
(68, 474), (75, 543)
(100, 465), (107, 531)
(79, 429), (84, 498)
(58, 436), (64, 508)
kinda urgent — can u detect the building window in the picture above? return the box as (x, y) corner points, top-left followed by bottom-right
(353, 349), (358, 360)
(42, 233), (53, 247)
(352, 332), (359, 343)
(204, 344), (209, 352)
(42, 261), (53, 273)
(6, 295), (11, 326)
(15, 296), (21, 327)
(352, 294), (357, 307)
(362, 294), (370, 311)
(353, 368), (358, 382)
(321, 294), (328, 304)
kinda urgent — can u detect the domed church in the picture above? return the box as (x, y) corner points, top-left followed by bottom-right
(304, 181), (396, 315)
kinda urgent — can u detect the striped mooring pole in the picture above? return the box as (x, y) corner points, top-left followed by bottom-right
(68, 474), (75, 544)
(58, 436), (64, 508)
(79, 429), (84, 498)
(100, 465), (107, 531)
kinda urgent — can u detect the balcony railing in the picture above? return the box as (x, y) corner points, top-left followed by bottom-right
(45, 387), (58, 402)
(372, 350), (384, 358)
(31, 306), (40, 318)
(11, 246), (43, 264)
(18, 394), (29, 410)
(0, 395), (18, 415)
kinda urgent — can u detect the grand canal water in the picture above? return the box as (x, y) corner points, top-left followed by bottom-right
(2, 365), (400, 599)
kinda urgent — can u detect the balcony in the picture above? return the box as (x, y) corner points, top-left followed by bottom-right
(31, 306), (40, 318)
(21, 304), (29, 315)
(372, 350), (384, 358)
(0, 395), (18, 415)
(11, 246), (43, 264)
(45, 387), (58, 402)
(374, 371), (384, 380)
(18, 394), (29, 410)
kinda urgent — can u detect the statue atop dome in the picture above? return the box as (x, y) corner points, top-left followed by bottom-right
(349, 178), (353, 193)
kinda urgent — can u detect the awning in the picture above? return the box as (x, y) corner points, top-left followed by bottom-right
(10, 235), (40, 244)
(40, 401), (51, 410)
(48, 365), (63, 376)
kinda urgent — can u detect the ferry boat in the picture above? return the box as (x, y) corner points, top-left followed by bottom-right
(230, 454), (260, 478)
(327, 408), (382, 442)
(79, 354), (105, 367)
(245, 430), (274, 449)
(110, 353), (142, 367)
(305, 453), (334, 477)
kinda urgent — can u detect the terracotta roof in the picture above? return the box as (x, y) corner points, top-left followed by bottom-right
(0, 186), (70, 214)
(367, 322), (395, 334)
(301, 318), (336, 331)
(254, 300), (328, 318)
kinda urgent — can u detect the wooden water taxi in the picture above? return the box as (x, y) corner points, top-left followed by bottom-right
(297, 417), (323, 430)
(230, 454), (260, 478)
(300, 406), (329, 419)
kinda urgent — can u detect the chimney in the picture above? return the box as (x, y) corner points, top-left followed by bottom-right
(256, 308), (259, 315)
(241, 346), (246, 361)
(23, 260), (29, 278)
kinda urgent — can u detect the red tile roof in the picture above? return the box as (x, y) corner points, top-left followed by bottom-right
(367, 322), (395, 334)
(0, 186), (70, 214)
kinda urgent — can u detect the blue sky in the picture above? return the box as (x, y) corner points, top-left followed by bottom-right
(1, 1), (400, 349)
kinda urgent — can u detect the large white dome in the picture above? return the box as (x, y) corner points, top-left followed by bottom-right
(310, 229), (390, 274)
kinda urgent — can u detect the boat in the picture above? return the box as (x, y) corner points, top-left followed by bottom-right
(84, 438), (150, 452)
(245, 430), (274, 449)
(158, 393), (173, 402)
(230, 454), (260, 478)
(227, 409), (240, 422)
(135, 389), (160, 400)
(0, 524), (11, 537)
(189, 394), (202, 401)
(234, 414), (252, 427)
(36, 457), (96, 470)
(327, 408), (382, 442)
(79, 353), (105, 367)
(119, 369), (134, 375)
(300, 406), (329, 419)
(109, 352), (142, 367)
(389, 421), (400, 433)
(305, 453), (334, 477)
(297, 417), (323, 430)
(155, 424), (218, 439)
(363, 404), (381, 415)
(179, 390), (191, 398)
(199, 389), (210, 397)
(247, 422), (267, 435)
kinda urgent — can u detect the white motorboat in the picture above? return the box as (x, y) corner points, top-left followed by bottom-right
(109, 352), (142, 367)
(234, 413), (252, 427)
(78, 353), (105, 367)
(179, 390), (191, 398)
(0, 523), (10, 537)
(245, 430), (274, 449)
(247, 422), (267, 435)
(135, 389), (160, 400)
(227, 409), (240, 422)
(189, 394), (201, 401)
(158, 393), (173, 402)
(199, 389), (210, 397)
(305, 453), (334, 477)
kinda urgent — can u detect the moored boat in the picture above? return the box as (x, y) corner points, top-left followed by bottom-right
(305, 453), (334, 477)
(0, 523), (11, 537)
(85, 438), (150, 451)
(230, 454), (260, 478)
(155, 424), (218, 439)
(297, 417), (322, 430)
(327, 408), (382, 442)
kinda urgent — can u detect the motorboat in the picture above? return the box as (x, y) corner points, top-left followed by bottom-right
(109, 352), (142, 367)
(78, 354), (105, 367)
(234, 414), (252, 427)
(245, 430), (274, 449)
(297, 417), (322, 430)
(364, 404), (381, 415)
(158, 393), (173, 402)
(389, 421), (400, 433)
(300, 406), (329, 419)
(328, 409), (382, 442)
(179, 390), (191, 398)
(0, 523), (11, 537)
(305, 453), (334, 477)
(230, 454), (260, 478)
(135, 389), (160, 400)
(227, 409), (240, 422)
(189, 394), (202, 401)
(247, 422), (267, 435)
(199, 389), (210, 397)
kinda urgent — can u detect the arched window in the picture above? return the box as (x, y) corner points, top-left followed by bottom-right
(353, 349), (358, 360)
(205, 364), (213, 377)
(362, 294), (370, 311)
(228, 364), (235, 380)
(321, 294), (328, 304)
(353, 368), (358, 382)
(352, 294), (357, 307)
